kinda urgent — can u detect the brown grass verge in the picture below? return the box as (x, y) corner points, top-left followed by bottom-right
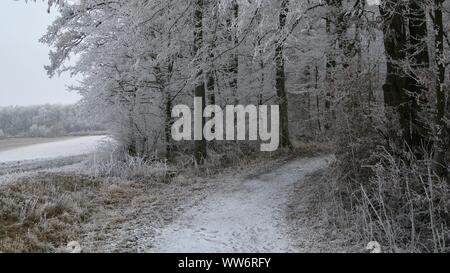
(286, 169), (357, 253)
(0, 173), (177, 253)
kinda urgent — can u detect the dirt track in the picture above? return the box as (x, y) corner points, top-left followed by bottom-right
(147, 156), (332, 253)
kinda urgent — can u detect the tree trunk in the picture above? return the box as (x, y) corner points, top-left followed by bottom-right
(324, 14), (332, 130)
(314, 64), (322, 132)
(127, 115), (137, 157)
(207, 72), (215, 105)
(207, 0), (218, 107)
(276, 0), (292, 149)
(258, 40), (265, 106)
(127, 88), (138, 157)
(155, 61), (174, 159)
(324, 0), (339, 131)
(194, 0), (207, 164)
(380, 0), (430, 153)
(380, 2), (408, 134)
(165, 92), (173, 157)
(432, 0), (447, 176)
(228, 0), (239, 104)
(164, 61), (174, 158)
(407, 0), (431, 150)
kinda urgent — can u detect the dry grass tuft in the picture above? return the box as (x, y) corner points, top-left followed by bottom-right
(0, 171), (170, 253)
(0, 174), (101, 252)
(287, 169), (357, 253)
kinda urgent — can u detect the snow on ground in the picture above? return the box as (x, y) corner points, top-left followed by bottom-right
(147, 155), (331, 253)
(0, 135), (109, 163)
(0, 135), (112, 185)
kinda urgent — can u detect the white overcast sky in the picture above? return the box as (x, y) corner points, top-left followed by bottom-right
(0, 0), (81, 107)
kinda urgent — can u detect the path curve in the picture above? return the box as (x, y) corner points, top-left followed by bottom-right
(150, 155), (331, 253)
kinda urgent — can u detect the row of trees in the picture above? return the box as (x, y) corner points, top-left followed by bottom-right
(39, 0), (325, 161)
(37, 0), (448, 167)
(0, 104), (104, 138)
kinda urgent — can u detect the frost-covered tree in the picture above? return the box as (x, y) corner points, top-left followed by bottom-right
(0, 104), (103, 137)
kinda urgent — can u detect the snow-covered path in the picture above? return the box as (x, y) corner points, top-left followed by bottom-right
(150, 156), (331, 253)
(0, 135), (109, 163)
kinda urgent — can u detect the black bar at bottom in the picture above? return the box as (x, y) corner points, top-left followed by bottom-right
(0, 253), (446, 272)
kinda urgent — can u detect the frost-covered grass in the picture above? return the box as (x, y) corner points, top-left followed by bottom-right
(0, 145), (179, 253)
(0, 174), (102, 252)
(82, 144), (175, 181)
(286, 169), (355, 253)
(0, 170), (180, 253)
(89, 153), (173, 180)
(330, 148), (450, 253)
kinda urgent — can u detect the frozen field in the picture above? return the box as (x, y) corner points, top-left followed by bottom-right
(0, 135), (109, 164)
(0, 136), (78, 153)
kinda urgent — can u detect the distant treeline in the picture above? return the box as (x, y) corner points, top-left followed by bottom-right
(0, 104), (105, 138)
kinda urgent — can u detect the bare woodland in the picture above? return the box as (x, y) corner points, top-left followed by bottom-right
(0, 104), (104, 137)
